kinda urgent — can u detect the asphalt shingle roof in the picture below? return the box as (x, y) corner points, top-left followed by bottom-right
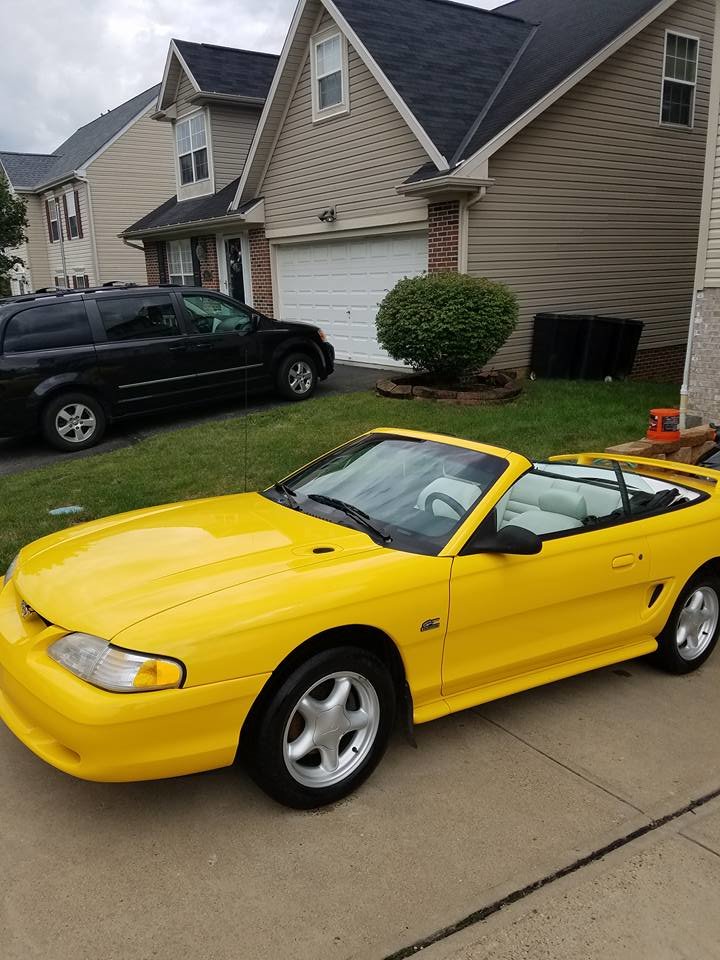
(173, 40), (279, 100)
(0, 85), (160, 190)
(124, 178), (245, 235)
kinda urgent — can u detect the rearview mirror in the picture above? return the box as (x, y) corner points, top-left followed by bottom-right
(467, 525), (543, 556)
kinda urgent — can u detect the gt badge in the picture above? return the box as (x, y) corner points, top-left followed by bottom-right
(420, 618), (441, 633)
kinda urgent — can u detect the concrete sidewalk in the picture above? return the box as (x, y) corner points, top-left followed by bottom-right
(2, 652), (719, 959)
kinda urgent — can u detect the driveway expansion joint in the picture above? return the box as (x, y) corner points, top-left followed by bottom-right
(382, 784), (720, 960)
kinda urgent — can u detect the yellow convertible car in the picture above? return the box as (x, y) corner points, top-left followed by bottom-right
(1, 428), (719, 808)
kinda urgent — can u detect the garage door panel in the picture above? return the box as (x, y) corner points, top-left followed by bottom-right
(277, 232), (427, 366)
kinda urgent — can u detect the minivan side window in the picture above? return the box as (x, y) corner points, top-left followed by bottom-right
(3, 302), (93, 353)
(183, 294), (253, 335)
(97, 295), (180, 342)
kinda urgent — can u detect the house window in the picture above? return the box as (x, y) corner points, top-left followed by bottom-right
(65, 191), (79, 239)
(48, 199), (60, 242)
(661, 32), (699, 127)
(312, 31), (348, 120)
(176, 113), (209, 185)
(167, 239), (195, 286)
(72, 274), (89, 289)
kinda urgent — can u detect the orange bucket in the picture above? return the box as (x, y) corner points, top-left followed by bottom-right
(647, 408), (681, 442)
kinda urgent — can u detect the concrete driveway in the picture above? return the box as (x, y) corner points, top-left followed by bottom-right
(2, 650), (719, 959)
(0, 363), (383, 477)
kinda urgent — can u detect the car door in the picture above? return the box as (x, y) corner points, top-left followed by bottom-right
(87, 291), (197, 414)
(442, 472), (654, 699)
(178, 293), (264, 396)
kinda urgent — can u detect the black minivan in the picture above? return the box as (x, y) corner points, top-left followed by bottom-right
(0, 285), (335, 451)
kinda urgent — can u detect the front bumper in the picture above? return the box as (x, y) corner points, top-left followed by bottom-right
(320, 342), (335, 380)
(0, 581), (269, 782)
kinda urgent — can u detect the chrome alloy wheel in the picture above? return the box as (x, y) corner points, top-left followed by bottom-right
(55, 403), (97, 444)
(283, 672), (380, 788)
(288, 361), (313, 395)
(676, 587), (719, 661)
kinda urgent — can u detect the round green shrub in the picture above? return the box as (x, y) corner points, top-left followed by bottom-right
(376, 272), (518, 381)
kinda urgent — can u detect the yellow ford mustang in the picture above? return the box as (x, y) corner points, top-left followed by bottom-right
(2, 428), (719, 808)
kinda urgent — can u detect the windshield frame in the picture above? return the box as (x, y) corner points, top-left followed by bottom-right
(263, 432), (510, 556)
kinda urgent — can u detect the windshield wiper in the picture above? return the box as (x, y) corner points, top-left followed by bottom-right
(307, 494), (392, 543)
(274, 482), (302, 511)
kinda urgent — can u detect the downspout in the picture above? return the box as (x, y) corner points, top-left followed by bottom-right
(79, 175), (102, 285)
(459, 160), (491, 274)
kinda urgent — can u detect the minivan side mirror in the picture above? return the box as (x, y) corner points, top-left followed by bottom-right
(465, 524), (543, 556)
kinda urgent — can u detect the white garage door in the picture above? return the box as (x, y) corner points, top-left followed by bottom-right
(276, 232), (427, 366)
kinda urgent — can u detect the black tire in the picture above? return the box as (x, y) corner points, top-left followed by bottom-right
(653, 570), (720, 674)
(244, 646), (396, 809)
(41, 392), (107, 452)
(275, 352), (318, 402)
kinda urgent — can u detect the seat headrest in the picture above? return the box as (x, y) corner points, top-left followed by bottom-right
(538, 489), (588, 521)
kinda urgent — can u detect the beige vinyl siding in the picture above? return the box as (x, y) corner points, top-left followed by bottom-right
(45, 183), (96, 285)
(210, 105), (261, 191)
(175, 72), (197, 117)
(22, 195), (51, 290)
(87, 110), (175, 284)
(468, 0), (714, 369)
(261, 12), (430, 235)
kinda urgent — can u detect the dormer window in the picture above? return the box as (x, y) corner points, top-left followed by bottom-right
(311, 29), (349, 121)
(176, 112), (209, 185)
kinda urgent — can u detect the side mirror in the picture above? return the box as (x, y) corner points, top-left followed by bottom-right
(467, 524), (543, 556)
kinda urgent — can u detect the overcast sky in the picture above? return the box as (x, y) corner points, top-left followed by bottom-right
(1, 0), (505, 154)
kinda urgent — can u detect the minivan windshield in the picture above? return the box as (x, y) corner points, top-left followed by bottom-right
(264, 434), (508, 555)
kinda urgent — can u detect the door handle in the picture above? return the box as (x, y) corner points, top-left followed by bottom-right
(189, 341), (214, 351)
(612, 554), (636, 569)
(169, 342), (189, 352)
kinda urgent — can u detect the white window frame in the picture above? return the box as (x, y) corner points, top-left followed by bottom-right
(311, 27), (350, 123)
(175, 109), (210, 186)
(48, 197), (60, 242)
(72, 273), (88, 289)
(167, 239), (195, 287)
(660, 30), (700, 129)
(65, 190), (79, 239)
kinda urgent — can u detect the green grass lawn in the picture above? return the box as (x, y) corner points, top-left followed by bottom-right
(0, 379), (678, 567)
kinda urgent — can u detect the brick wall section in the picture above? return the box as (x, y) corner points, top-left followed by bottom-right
(197, 237), (220, 291)
(143, 241), (162, 284)
(631, 344), (686, 384)
(688, 288), (720, 421)
(428, 200), (460, 273)
(249, 227), (274, 317)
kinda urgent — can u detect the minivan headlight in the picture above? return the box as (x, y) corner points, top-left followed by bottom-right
(48, 634), (184, 693)
(4, 554), (18, 586)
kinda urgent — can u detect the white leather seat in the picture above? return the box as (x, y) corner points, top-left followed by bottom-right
(417, 477), (483, 519)
(498, 473), (623, 528)
(508, 489), (588, 536)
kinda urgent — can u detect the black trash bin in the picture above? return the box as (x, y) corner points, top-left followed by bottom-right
(532, 313), (644, 381)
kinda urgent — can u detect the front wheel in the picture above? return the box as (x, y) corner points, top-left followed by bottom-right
(41, 392), (107, 452)
(244, 647), (396, 808)
(653, 571), (720, 674)
(275, 353), (318, 401)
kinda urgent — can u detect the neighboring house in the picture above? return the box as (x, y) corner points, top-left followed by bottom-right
(158, 0), (711, 375)
(0, 86), (175, 293)
(122, 41), (279, 303)
(687, 0), (720, 422)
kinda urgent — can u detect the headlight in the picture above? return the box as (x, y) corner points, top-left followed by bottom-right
(48, 634), (184, 693)
(4, 554), (18, 585)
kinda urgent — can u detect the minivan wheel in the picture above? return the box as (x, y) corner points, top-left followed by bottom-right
(275, 353), (318, 401)
(42, 392), (107, 452)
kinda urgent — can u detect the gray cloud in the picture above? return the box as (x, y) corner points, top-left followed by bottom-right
(1, 0), (505, 154)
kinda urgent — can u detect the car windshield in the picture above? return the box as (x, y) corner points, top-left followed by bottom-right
(264, 434), (508, 555)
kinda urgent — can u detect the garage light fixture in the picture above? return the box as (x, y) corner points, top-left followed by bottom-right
(318, 207), (337, 224)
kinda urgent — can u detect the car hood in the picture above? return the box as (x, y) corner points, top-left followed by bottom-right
(15, 493), (379, 639)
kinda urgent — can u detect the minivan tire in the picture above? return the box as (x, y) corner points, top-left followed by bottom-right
(275, 352), (318, 402)
(41, 392), (107, 452)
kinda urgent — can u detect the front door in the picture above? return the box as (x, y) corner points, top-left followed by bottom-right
(88, 291), (198, 414)
(178, 292), (263, 396)
(443, 470), (655, 698)
(224, 238), (246, 303)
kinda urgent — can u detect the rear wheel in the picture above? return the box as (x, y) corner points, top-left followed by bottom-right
(653, 571), (720, 674)
(41, 392), (106, 452)
(275, 352), (318, 402)
(244, 646), (395, 808)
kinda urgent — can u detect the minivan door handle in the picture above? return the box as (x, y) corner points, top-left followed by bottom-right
(169, 342), (190, 352)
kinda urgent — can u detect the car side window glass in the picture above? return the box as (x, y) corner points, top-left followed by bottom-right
(97, 295), (180, 342)
(3, 301), (93, 353)
(183, 295), (252, 336)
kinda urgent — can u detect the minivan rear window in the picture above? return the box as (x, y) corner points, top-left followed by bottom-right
(3, 302), (93, 353)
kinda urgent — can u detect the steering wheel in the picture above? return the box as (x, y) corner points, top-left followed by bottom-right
(424, 491), (466, 520)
